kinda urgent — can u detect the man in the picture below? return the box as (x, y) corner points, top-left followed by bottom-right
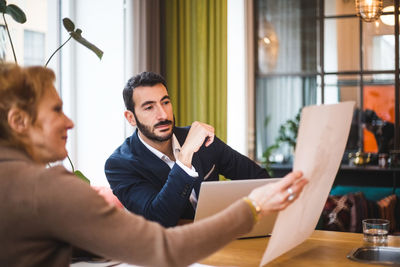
(362, 109), (394, 154)
(105, 72), (270, 227)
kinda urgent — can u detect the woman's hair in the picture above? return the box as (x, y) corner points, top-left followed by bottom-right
(0, 63), (55, 150)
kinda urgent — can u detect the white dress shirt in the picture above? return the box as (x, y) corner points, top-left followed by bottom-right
(138, 133), (199, 208)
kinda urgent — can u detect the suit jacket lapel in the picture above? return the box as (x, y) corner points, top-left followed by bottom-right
(191, 153), (203, 196)
(130, 130), (171, 184)
(133, 127), (204, 197)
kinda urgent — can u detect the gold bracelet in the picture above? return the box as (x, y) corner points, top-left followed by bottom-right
(242, 197), (261, 224)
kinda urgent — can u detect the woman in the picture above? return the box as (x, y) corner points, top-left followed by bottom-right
(0, 63), (308, 267)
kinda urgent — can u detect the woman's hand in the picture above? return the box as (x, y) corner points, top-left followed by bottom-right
(248, 171), (308, 216)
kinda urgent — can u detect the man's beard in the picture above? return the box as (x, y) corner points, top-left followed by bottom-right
(134, 113), (174, 142)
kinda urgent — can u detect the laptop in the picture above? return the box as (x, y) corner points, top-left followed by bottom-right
(194, 178), (280, 238)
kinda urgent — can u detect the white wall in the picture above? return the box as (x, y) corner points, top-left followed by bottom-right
(60, 0), (127, 186)
(227, 0), (248, 155)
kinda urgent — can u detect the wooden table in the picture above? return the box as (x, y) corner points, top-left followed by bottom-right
(200, 230), (400, 266)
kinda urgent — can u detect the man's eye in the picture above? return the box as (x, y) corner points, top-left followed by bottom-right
(54, 106), (62, 113)
(163, 100), (170, 105)
(144, 106), (153, 110)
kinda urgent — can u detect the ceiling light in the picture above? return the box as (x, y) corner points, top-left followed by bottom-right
(355, 0), (383, 22)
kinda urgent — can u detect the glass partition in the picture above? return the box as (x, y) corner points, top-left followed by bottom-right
(254, 0), (399, 166)
(324, 18), (360, 72)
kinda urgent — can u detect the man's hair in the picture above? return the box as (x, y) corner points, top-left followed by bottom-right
(123, 71), (167, 112)
(0, 63), (55, 150)
(361, 109), (380, 124)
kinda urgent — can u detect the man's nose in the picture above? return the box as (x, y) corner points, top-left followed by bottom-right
(156, 105), (168, 119)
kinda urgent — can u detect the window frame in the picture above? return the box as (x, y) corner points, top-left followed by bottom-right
(252, 0), (400, 161)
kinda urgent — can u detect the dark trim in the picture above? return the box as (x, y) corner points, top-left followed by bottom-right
(256, 70), (396, 78)
(359, 17), (364, 151)
(320, 0), (325, 104)
(395, 0), (400, 150)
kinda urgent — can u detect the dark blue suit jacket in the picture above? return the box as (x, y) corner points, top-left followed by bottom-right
(105, 126), (269, 227)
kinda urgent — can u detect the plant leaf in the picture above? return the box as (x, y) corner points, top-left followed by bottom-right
(70, 30), (103, 59)
(0, 0), (6, 13)
(74, 170), (90, 184)
(5, 4), (26, 23)
(62, 17), (75, 32)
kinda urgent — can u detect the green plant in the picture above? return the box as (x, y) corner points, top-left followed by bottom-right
(262, 109), (302, 176)
(45, 18), (103, 66)
(275, 110), (301, 150)
(0, 0), (25, 64)
(262, 142), (279, 177)
(0, 0), (103, 184)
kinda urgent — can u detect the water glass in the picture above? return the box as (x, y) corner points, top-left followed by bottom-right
(362, 219), (390, 245)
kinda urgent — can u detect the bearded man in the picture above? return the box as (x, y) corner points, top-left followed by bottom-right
(105, 72), (270, 227)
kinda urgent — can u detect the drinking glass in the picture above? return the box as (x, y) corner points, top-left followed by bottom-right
(362, 219), (390, 245)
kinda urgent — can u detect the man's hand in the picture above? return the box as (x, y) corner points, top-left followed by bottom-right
(178, 121), (215, 168)
(91, 186), (124, 209)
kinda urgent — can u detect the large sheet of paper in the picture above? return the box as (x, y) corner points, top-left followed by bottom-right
(260, 102), (355, 266)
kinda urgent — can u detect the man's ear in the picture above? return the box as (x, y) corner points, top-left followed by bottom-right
(8, 108), (30, 133)
(124, 110), (137, 127)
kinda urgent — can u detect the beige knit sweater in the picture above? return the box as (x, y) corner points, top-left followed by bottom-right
(0, 146), (254, 267)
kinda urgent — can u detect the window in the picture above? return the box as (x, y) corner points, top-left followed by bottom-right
(255, 0), (398, 164)
(0, 1), (50, 66)
(23, 30), (45, 66)
(255, 0), (319, 162)
(0, 26), (6, 61)
(1, 1), (128, 186)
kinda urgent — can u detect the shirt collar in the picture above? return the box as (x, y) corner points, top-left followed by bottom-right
(138, 132), (181, 161)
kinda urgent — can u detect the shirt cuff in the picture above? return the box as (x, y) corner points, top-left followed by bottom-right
(175, 160), (199, 177)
